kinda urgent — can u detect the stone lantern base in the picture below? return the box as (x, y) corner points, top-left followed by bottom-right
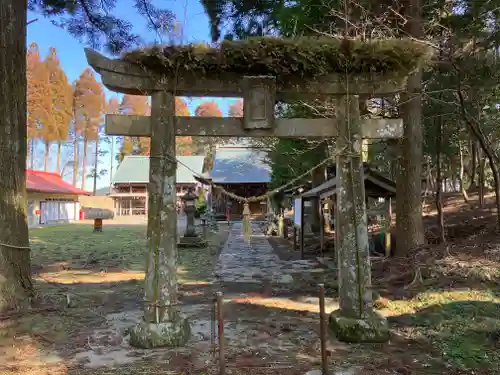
(178, 235), (208, 248)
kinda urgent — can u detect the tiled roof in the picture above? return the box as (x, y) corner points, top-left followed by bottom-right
(112, 155), (206, 184)
(27, 170), (91, 195)
(209, 146), (271, 184)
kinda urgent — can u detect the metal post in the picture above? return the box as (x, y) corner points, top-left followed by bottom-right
(216, 292), (225, 375)
(319, 284), (328, 375)
(300, 198), (305, 260)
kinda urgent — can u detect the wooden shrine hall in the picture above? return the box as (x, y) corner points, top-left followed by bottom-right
(293, 164), (396, 256)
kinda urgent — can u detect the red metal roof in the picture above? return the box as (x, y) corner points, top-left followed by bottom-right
(26, 169), (91, 196)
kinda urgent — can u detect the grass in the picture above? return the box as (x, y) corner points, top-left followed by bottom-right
(382, 288), (500, 371)
(29, 223), (223, 284)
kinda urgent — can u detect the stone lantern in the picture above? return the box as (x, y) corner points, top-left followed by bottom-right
(178, 188), (207, 248)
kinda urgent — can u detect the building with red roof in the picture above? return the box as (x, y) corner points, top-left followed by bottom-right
(26, 169), (91, 226)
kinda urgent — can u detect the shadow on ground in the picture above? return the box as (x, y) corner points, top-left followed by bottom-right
(389, 300), (500, 371)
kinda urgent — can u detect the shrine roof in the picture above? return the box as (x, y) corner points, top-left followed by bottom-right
(124, 37), (431, 78)
(208, 145), (271, 184)
(27, 170), (91, 195)
(301, 164), (395, 199)
(112, 155), (206, 185)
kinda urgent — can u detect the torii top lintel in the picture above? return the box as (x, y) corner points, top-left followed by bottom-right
(84, 48), (410, 100)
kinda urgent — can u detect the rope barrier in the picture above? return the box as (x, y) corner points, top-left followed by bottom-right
(150, 145), (360, 204)
(0, 242), (31, 250)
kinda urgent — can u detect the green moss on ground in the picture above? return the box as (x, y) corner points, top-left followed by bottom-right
(124, 37), (431, 78)
(384, 289), (500, 370)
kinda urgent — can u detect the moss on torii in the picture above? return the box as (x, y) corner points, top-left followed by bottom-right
(123, 37), (432, 80)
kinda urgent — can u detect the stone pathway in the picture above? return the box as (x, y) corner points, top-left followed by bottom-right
(215, 222), (327, 284)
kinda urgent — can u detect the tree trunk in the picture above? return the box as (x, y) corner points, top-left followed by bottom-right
(73, 135), (79, 186)
(487, 156), (500, 231)
(479, 150), (485, 208)
(93, 137), (99, 195)
(396, 0), (425, 256)
(469, 140), (477, 189)
(456, 89), (500, 228)
(0, 0), (34, 312)
(81, 138), (88, 190)
(310, 142), (327, 233)
(44, 140), (50, 171)
(435, 114), (445, 244)
(57, 141), (62, 173)
(459, 141), (469, 203)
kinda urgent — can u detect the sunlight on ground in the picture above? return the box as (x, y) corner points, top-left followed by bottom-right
(0, 336), (67, 375)
(36, 270), (145, 284)
(382, 288), (500, 316)
(230, 295), (339, 313)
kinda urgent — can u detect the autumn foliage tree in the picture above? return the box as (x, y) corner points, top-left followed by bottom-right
(107, 97), (120, 185)
(194, 101), (223, 165)
(43, 47), (73, 172)
(176, 97), (193, 155)
(73, 68), (105, 189)
(118, 95), (151, 161)
(26, 42), (50, 169)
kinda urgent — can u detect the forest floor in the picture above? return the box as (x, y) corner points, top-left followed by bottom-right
(0, 194), (499, 375)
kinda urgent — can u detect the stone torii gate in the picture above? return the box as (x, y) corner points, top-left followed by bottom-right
(84, 41), (417, 347)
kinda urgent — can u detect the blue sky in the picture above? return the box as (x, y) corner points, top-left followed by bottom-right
(27, 0), (239, 191)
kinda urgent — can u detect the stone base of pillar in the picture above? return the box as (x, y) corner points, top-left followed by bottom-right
(129, 316), (191, 349)
(329, 310), (390, 343)
(178, 235), (208, 248)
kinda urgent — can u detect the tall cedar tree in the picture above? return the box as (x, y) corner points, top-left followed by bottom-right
(26, 42), (50, 169)
(107, 97), (120, 187)
(43, 47), (73, 172)
(71, 82), (81, 186)
(90, 97), (119, 194)
(73, 68), (105, 190)
(0, 0), (33, 312)
(194, 101), (223, 168)
(35, 52), (57, 171)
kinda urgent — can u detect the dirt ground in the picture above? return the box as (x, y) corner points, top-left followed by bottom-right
(1, 195), (500, 375)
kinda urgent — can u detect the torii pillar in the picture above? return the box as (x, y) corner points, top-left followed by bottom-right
(130, 91), (190, 348)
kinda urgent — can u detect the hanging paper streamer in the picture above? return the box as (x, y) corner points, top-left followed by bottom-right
(242, 201), (251, 242)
